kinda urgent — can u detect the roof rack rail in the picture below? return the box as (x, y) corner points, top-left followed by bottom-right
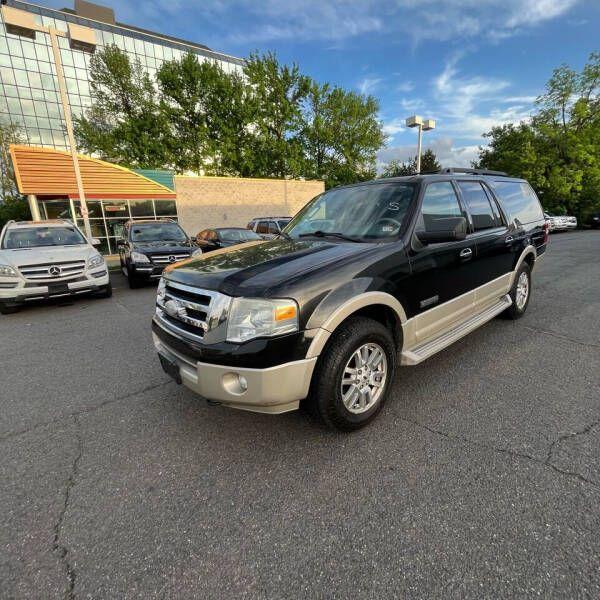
(433, 167), (509, 177)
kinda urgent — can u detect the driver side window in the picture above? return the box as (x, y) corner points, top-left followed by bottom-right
(416, 182), (464, 232)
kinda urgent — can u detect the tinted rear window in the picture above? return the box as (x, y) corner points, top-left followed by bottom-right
(491, 181), (543, 225)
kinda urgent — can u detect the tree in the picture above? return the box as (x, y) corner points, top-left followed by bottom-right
(0, 121), (30, 229)
(302, 81), (386, 188)
(74, 45), (169, 168)
(157, 53), (256, 176)
(476, 52), (600, 221)
(381, 149), (441, 177)
(243, 52), (310, 178)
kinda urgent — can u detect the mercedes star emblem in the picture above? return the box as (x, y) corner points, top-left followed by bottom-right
(48, 265), (62, 277)
(168, 255), (176, 263)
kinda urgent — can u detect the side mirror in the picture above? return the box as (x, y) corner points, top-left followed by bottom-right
(416, 216), (467, 245)
(91, 237), (101, 246)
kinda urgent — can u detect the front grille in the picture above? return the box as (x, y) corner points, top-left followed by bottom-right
(150, 253), (190, 265)
(155, 280), (231, 344)
(19, 260), (86, 281)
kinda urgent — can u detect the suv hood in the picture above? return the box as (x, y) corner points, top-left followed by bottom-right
(164, 238), (371, 296)
(0, 245), (95, 268)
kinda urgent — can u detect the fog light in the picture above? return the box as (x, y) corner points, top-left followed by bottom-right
(222, 372), (248, 395)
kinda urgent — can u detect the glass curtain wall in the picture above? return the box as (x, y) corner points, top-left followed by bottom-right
(0, 0), (243, 149)
(40, 198), (177, 254)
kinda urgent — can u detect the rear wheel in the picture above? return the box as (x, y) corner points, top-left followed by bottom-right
(503, 263), (531, 319)
(306, 316), (396, 431)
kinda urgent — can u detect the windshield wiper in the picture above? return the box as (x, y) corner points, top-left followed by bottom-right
(276, 230), (292, 240)
(298, 230), (361, 242)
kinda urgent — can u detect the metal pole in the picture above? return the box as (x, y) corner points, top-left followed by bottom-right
(48, 28), (92, 240)
(27, 194), (41, 220)
(416, 123), (423, 174)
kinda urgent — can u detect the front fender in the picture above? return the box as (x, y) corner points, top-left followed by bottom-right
(304, 277), (408, 359)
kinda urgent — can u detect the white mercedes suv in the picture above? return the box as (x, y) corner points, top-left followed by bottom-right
(0, 219), (111, 314)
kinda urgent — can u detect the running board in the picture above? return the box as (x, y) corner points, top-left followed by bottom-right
(401, 294), (512, 366)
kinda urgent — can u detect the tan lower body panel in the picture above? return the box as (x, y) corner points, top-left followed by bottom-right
(401, 272), (512, 364)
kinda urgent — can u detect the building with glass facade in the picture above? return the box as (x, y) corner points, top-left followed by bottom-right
(0, 0), (244, 151)
(1, 0), (244, 253)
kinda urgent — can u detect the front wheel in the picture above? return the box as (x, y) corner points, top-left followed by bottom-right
(503, 263), (531, 319)
(0, 302), (21, 315)
(95, 282), (112, 299)
(306, 316), (396, 431)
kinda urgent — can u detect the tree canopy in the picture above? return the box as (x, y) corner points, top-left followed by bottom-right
(0, 121), (30, 229)
(476, 52), (600, 220)
(381, 149), (441, 177)
(75, 47), (386, 188)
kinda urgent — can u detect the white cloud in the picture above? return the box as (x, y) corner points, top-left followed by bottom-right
(378, 137), (480, 170)
(104, 0), (582, 46)
(382, 118), (405, 136)
(358, 77), (383, 95)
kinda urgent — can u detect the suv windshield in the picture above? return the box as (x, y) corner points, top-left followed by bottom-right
(285, 183), (416, 241)
(3, 226), (86, 249)
(131, 222), (187, 243)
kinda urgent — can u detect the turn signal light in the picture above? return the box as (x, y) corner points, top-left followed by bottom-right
(275, 305), (297, 321)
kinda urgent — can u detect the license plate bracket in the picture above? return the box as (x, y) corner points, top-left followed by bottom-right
(48, 283), (70, 295)
(159, 353), (182, 384)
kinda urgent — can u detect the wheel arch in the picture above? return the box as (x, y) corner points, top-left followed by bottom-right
(509, 245), (537, 288)
(306, 291), (407, 359)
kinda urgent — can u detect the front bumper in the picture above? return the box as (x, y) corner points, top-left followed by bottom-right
(153, 333), (317, 414)
(131, 264), (165, 279)
(0, 268), (110, 303)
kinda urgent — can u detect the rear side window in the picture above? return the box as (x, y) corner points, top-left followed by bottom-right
(492, 181), (543, 225)
(416, 182), (463, 232)
(457, 181), (502, 231)
(256, 221), (270, 234)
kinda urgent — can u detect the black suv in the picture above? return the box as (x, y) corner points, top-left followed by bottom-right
(118, 219), (200, 288)
(152, 169), (548, 430)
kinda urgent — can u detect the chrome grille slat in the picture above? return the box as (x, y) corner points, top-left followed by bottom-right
(19, 260), (86, 281)
(150, 253), (190, 264)
(156, 280), (231, 344)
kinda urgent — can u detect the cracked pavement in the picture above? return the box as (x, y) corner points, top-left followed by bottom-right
(1, 231), (599, 598)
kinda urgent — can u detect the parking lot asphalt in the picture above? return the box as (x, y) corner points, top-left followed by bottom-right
(1, 231), (599, 599)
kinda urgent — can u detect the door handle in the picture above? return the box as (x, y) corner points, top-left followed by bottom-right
(459, 247), (472, 258)
(505, 236), (514, 243)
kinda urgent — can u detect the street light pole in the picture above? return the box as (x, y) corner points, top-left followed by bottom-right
(415, 122), (423, 175)
(406, 115), (436, 174)
(48, 28), (92, 239)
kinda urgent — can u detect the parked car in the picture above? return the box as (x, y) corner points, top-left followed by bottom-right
(152, 168), (548, 431)
(247, 217), (291, 239)
(589, 212), (600, 229)
(0, 219), (111, 314)
(195, 227), (262, 253)
(117, 219), (201, 288)
(544, 212), (577, 231)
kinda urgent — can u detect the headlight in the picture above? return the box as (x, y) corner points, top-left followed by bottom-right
(88, 254), (104, 269)
(131, 251), (150, 263)
(191, 248), (203, 257)
(0, 264), (18, 277)
(226, 297), (299, 343)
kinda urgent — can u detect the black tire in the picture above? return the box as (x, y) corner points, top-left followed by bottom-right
(95, 282), (113, 298)
(127, 264), (143, 289)
(503, 262), (531, 320)
(306, 316), (396, 431)
(0, 302), (21, 315)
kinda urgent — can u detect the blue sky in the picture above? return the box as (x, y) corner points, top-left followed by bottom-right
(43, 0), (600, 167)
